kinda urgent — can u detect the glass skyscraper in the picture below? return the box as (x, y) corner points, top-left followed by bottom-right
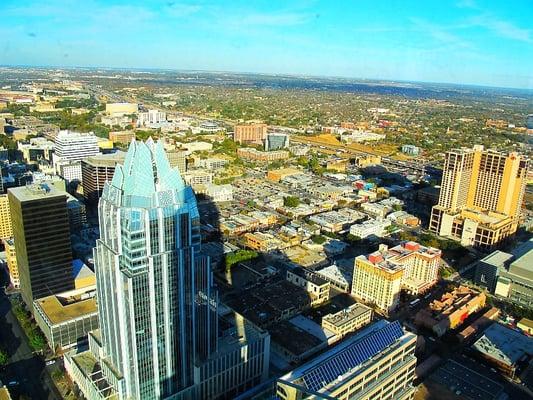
(96, 139), (217, 398)
(66, 139), (269, 400)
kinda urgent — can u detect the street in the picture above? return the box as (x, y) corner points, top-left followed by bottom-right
(0, 289), (60, 400)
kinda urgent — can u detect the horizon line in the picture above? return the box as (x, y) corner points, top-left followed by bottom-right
(1, 63), (532, 93)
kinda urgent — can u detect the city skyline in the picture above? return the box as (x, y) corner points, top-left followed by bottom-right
(2, 0), (533, 89)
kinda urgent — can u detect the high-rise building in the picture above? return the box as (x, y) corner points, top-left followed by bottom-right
(352, 251), (403, 315)
(0, 194), (13, 240)
(276, 320), (417, 400)
(3, 238), (19, 289)
(8, 183), (74, 309)
(430, 145), (528, 249)
(81, 152), (126, 205)
(526, 114), (533, 130)
(66, 140), (269, 400)
(233, 123), (267, 145)
(53, 130), (100, 183)
(166, 149), (187, 173)
(53, 130), (100, 162)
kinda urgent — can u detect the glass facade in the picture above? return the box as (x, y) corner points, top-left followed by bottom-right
(95, 139), (218, 399)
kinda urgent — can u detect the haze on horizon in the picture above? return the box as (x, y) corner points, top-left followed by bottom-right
(2, 0), (532, 90)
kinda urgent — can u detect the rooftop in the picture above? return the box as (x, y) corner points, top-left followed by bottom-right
(479, 250), (514, 267)
(322, 303), (372, 328)
(34, 287), (97, 326)
(473, 323), (533, 367)
(280, 320), (409, 394)
(8, 182), (66, 202)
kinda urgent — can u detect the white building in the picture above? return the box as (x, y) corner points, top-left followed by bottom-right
(53, 130), (99, 162)
(350, 219), (391, 239)
(138, 109), (166, 127)
(204, 184), (233, 202)
(183, 170), (214, 186)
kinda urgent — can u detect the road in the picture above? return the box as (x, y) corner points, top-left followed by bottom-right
(0, 290), (60, 399)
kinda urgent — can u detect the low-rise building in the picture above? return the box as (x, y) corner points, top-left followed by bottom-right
(518, 318), (533, 335)
(183, 170), (214, 186)
(472, 322), (533, 378)
(244, 232), (286, 252)
(321, 303), (373, 338)
(309, 209), (365, 233)
(109, 130), (135, 144)
(266, 168), (301, 183)
(195, 157), (228, 170)
(203, 183), (233, 202)
(33, 285), (98, 351)
(315, 263), (352, 292)
(286, 267), (330, 306)
(349, 218), (391, 239)
(276, 320), (417, 400)
(415, 286), (486, 337)
(402, 144), (420, 156)
(361, 202), (392, 218)
(237, 148), (289, 162)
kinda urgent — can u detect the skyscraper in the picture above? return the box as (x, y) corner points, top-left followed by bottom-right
(8, 184), (74, 309)
(66, 139), (269, 400)
(430, 145), (528, 249)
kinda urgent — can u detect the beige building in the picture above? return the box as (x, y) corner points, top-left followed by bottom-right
(105, 102), (138, 116)
(430, 146), (528, 249)
(233, 123), (267, 144)
(3, 238), (19, 289)
(321, 303), (373, 338)
(109, 130), (135, 144)
(277, 320), (417, 400)
(286, 268), (330, 306)
(352, 251), (403, 315)
(0, 195), (13, 240)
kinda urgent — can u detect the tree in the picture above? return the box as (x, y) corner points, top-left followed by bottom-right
(0, 349), (8, 367)
(311, 235), (326, 245)
(283, 196), (300, 208)
(346, 234), (361, 243)
(225, 250), (258, 271)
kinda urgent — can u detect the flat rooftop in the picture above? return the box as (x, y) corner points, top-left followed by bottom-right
(473, 323), (533, 367)
(429, 359), (505, 400)
(8, 183), (66, 202)
(322, 303), (372, 328)
(480, 250), (514, 267)
(280, 320), (409, 393)
(35, 288), (97, 326)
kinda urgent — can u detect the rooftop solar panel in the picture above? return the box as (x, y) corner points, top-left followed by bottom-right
(301, 321), (404, 393)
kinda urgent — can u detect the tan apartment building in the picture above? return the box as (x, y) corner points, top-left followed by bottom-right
(233, 123), (267, 144)
(352, 251), (404, 315)
(109, 130), (135, 144)
(3, 238), (19, 289)
(0, 195), (12, 240)
(321, 303), (373, 338)
(430, 145), (528, 249)
(237, 148), (289, 162)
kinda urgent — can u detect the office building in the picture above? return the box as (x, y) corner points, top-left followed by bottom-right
(474, 251), (514, 293)
(8, 184), (74, 309)
(166, 149), (187, 173)
(109, 130), (135, 144)
(66, 194), (87, 232)
(3, 238), (19, 288)
(493, 238), (533, 307)
(276, 320), (417, 400)
(53, 130), (100, 183)
(351, 250), (403, 315)
(53, 130), (100, 162)
(183, 170), (213, 186)
(321, 303), (373, 338)
(194, 157), (228, 170)
(138, 109), (166, 127)
(429, 146), (528, 249)
(105, 102), (138, 116)
(233, 123), (267, 144)
(66, 140), (269, 400)
(415, 286), (486, 337)
(81, 152), (126, 205)
(33, 284), (98, 351)
(0, 194), (12, 240)
(237, 148), (289, 162)
(350, 218), (391, 239)
(265, 133), (289, 151)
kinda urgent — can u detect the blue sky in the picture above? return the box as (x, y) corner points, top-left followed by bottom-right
(2, 0), (532, 89)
